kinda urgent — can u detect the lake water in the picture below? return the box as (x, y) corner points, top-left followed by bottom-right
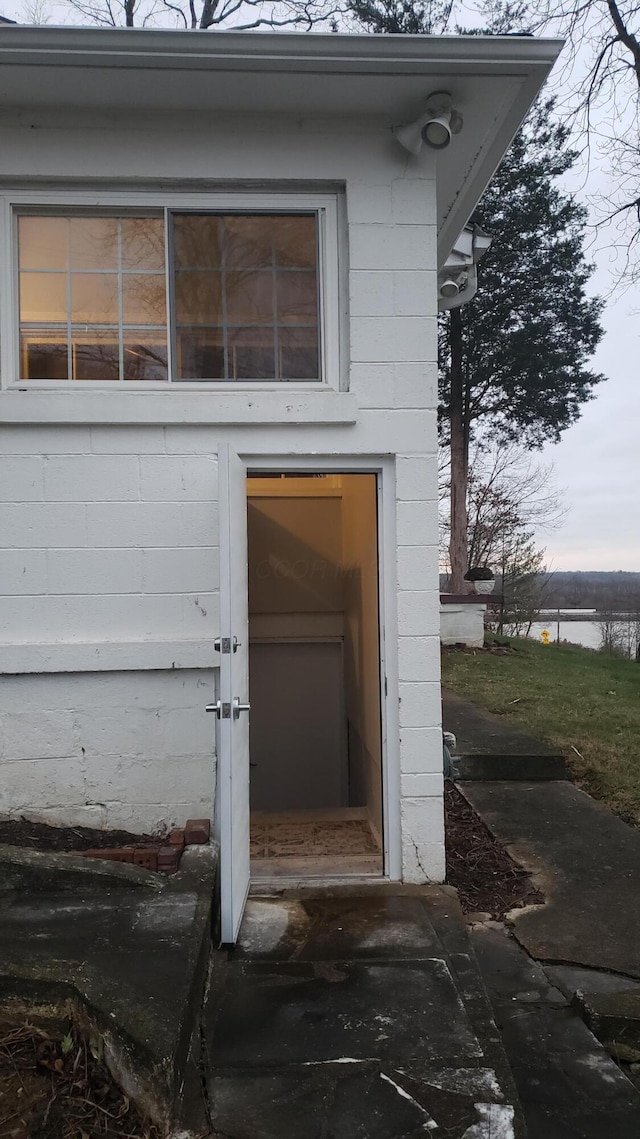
(527, 616), (638, 655)
(528, 620), (602, 650)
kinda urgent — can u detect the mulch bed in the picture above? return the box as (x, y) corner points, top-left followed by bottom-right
(0, 821), (157, 854)
(445, 780), (544, 920)
(0, 819), (201, 874)
(0, 1019), (161, 1139)
(2, 796), (540, 921)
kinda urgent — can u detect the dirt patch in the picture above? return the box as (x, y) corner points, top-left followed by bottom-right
(445, 781), (544, 920)
(0, 820), (158, 854)
(0, 1019), (161, 1139)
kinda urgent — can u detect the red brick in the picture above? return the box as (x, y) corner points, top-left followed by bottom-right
(82, 848), (111, 861)
(168, 828), (185, 849)
(157, 846), (180, 874)
(132, 848), (158, 871)
(184, 819), (210, 845)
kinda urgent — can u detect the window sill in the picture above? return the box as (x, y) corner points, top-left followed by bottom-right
(0, 387), (357, 426)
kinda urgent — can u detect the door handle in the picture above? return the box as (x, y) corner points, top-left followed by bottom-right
(205, 699), (250, 720)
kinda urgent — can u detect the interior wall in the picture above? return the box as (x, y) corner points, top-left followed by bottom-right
(248, 641), (345, 812)
(247, 479), (347, 812)
(248, 489), (344, 627)
(340, 475), (383, 841)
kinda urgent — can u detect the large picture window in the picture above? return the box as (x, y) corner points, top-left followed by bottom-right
(17, 210), (322, 384)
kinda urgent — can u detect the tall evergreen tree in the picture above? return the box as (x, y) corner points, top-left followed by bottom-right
(351, 0), (605, 592)
(440, 100), (604, 589)
(349, 0), (453, 32)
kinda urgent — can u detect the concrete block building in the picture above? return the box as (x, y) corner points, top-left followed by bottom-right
(0, 28), (560, 939)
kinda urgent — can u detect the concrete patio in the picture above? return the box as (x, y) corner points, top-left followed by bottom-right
(205, 886), (525, 1138)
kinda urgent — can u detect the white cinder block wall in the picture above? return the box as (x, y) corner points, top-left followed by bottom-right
(0, 107), (443, 878)
(0, 426), (219, 832)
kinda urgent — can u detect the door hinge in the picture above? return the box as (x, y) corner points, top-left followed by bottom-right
(214, 636), (240, 654)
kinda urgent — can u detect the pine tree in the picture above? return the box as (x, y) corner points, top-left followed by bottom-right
(440, 98), (604, 589)
(351, 0), (605, 592)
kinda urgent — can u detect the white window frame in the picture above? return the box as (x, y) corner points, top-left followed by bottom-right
(0, 191), (341, 393)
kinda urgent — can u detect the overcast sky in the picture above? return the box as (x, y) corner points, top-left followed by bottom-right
(0, 4), (638, 571)
(537, 260), (640, 573)
(534, 25), (640, 575)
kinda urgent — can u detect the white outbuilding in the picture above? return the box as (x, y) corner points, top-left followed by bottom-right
(0, 28), (560, 940)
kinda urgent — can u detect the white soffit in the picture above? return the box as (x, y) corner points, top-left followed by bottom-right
(0, 29), (562, 265)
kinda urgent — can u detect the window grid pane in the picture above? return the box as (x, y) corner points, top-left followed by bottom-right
(18, 211), (321, 383)
(172, 213), (320, 382)
(18, 214), (167, 382)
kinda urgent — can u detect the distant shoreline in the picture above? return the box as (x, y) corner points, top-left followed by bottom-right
(537, 610), (638, 622)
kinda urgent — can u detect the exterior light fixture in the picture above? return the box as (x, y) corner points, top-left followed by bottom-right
(439, 278), (461, 299)
(438, 225), (492, 312)
(393, 91), (463, 156)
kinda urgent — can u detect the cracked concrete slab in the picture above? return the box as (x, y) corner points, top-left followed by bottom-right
(544, 966), (640, 1001)
(575, 990), (640, 1059)
(209, 958), (484, 1066)
(471, 923), (640, 1138)
(205, 890), (525, 1138)
(0, 844), (215, 1129)
(459, 781), (640, 978)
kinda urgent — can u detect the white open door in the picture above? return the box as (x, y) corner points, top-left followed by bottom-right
(211, 444), (250, 944)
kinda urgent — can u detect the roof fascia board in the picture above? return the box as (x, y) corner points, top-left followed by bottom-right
(0, 27), (563, 75)
(437, 65), (552, 263)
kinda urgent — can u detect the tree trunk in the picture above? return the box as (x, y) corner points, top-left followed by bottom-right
(448, 308), (469, 593)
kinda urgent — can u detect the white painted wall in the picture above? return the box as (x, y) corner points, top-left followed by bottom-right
(0, 104), (443, 878)
(440, 601), (488, 649)
(0, 669), (216, 833)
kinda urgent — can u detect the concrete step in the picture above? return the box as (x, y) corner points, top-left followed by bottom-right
(204, 888), (527, 1138)
(443, 689), (567, 780)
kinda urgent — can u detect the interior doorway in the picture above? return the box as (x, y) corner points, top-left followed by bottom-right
(246, 472), (384, 880)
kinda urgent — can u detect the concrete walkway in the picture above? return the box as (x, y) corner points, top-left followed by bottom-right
(204, 887), (525, 1138)
(470, 922), (640, 1139)
(460, 780), (640, 979)
(443, 689), (566, 780)
(444, 689), (640, 1136)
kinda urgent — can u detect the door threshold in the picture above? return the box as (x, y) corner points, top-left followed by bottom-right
(250, 852), (382, 877)
(249, 877), (420, 899)
(250, 873), (387, 893)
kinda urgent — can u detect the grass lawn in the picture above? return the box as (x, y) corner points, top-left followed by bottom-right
(441, 636), (640, 826)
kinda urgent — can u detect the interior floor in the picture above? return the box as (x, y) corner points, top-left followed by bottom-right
(250, 809), (383, 880)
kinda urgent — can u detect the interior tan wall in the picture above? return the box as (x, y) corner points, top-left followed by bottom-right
(247, 493), (344, 622)
(247, 479), (347, 811)
(340, 475), (383, 840)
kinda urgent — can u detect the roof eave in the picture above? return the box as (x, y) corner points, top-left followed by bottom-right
(0, 26), (564, 74)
